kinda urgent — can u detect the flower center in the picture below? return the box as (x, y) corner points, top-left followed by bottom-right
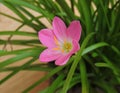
(53, 36), (72, 53)
(62, 42), (72, 53)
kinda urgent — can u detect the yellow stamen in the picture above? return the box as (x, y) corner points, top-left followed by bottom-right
(53, 47), (60, 51)
(61, 49), (65, 53)
(54, 36), (59, 46)
(63, 42), (72, 53)
(53, 36), (72, 53)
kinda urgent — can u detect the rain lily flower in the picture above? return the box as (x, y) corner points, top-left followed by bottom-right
(38, 17), (82, 66)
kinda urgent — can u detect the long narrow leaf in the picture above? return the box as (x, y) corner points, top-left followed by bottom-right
(82, 42), (108, 55)
(0, 31), (37, 37)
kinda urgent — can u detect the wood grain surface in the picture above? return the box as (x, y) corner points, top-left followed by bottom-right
(0, 4), (49, 93)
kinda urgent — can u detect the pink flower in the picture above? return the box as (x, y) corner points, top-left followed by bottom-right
(38, 17), (82, 66)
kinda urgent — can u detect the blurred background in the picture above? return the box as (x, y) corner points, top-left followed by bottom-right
(0, 4), (49, 93)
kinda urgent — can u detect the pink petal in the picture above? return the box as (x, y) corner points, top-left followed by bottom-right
(52, 17), (67, 40)
(70, 40), (80, 55)
(39, 49), (61, 62)
(55, 54), (71, 66)
(38, 29), (56, 48)
(67, 21), (82, 42)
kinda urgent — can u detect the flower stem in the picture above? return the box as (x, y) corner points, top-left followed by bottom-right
(80, 60), (89, 93)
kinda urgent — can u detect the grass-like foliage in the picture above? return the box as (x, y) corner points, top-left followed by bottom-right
(0, 0), (120, 93)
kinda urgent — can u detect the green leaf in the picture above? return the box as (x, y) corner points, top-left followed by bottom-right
(97, 51), (120, 82)
(78, 0), (93, 34)
(80, 60), (89, 93)
(18, 7), (45, 26)
(5, 0), (54, 20)
(0, 48), (43, 68)
(0, 12), (22, 22)
(38, 87), (49, 93)
(0, 31), (37, 37)
(82, 42), (108, 55)
(0, 39), (40, 46)
(2, 1), (28, 21)
(93, 80), (118, 93)
(0, 52), (33, 68)
(0, 47), (44, 57)
(0, 64), (52, 72)
(39, 74), (81, 93)
(46, 74), (64, 93)
(99, 0), (111, 31)
(111, 45), (120, 55)
(56, 0), (75, 20)
(0, 50), (6, 53)
(95, 63), (110, 67)
(1, 1), (41, 30)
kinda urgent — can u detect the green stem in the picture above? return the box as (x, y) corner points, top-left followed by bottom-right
(80, 60), (89, 93)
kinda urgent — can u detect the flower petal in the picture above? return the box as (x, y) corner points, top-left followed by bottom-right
(38, 29), (56, 48)
(55, 54), (71, 66)
(67, 21), (82, 42)
(39, 49), (61, 62)
(52, 17), (67, 40)
(71, 40), (80, 54)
